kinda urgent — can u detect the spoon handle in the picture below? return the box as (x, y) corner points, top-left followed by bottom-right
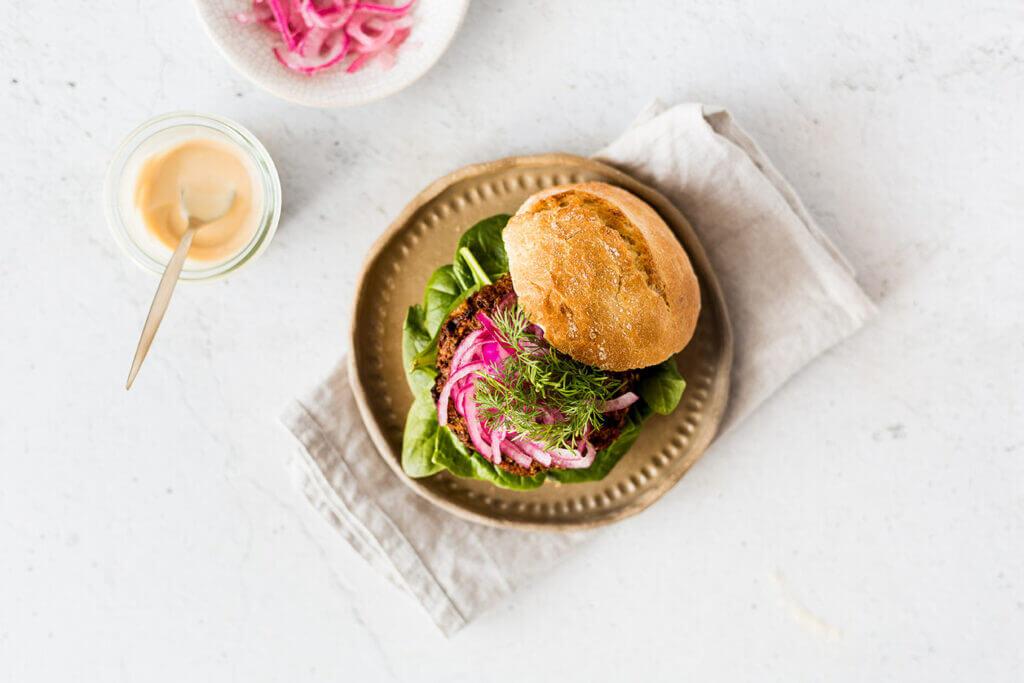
(125, 227), (197, 390)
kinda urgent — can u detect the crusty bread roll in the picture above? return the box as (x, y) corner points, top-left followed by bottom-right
(503, 182), (700, 371)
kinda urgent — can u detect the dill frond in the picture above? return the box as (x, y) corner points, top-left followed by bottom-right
(474, 304), (625, 449)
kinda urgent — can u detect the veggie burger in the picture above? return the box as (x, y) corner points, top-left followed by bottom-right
(402, 182), (701, 490)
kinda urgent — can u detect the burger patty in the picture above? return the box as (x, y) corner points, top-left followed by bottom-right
(432, 275), (635, 476)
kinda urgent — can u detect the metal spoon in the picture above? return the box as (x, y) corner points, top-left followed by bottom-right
(125, 188), (235, 390)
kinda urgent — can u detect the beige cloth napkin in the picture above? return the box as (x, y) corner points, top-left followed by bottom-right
(281, 103), (876, 636)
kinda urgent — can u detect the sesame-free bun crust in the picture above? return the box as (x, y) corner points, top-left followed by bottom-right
(504, 182), (701, 371)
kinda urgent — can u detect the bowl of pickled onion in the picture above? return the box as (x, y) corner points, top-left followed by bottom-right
(194, 0), (470, 107)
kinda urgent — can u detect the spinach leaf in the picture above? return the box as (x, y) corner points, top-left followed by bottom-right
(452, 214), (510, 289)
(401, 306), (444, 479)
(431, 427), (547, 490)
(458, 248), (492, 287)
(409, 285), (479, 372)
(401, 396), (444, 478)
(547, 405), (651, 484)
(402, 305), (437, 394)
(638, 357), (687, 415)
(423, 264), (464, 333)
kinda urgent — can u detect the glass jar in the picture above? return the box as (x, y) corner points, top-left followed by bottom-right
(104, 112), (281, 281)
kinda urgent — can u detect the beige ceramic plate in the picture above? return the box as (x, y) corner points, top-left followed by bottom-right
(349, 154), (733, 530)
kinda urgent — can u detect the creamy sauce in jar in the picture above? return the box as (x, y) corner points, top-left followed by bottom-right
(133, 139), (257, 262)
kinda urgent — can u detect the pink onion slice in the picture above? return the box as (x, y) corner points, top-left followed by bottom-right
(500, 439), (534, 468)
(273, 31), (349, 74)
(347, 14), (396, 53)
(490, 426), (506, 465)
(454, 385), (469, 416)
(299, 0), (357, 30)
(298, 25), (329, 57)
(345, 52), (373, 73)
(450, 329), (486, 371)
(481, 341), (511, 368)
(238, 0), (415, 76)
(354, 1), (415, 14)
(266, 0), (299, 50)
(517, 439), (553, 467)
(462, 389), (496, 463)
(475, 312), (514, 352)
(599, 391), (639, 413)
(437, 362), (486, 427)
(549, 441), (596, 469)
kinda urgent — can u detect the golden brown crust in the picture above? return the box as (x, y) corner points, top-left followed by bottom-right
(503, 182), (701, 371)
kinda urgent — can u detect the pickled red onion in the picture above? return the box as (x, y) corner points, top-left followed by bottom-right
(449, 329), (485, 369)
(267, 0), (299, 50)
(437, 361), (486, 427)
(475, 312), (501, 341)
(236, 0), (415, 76)
(347, 14), (396, 52)
(517, 439), (553, 467)
(549, 441), (596, 469)
(354, 1), (414, 13)
(490, 427), (505, 465)
(501, 439), (534, 468)
(299, 0), (356, 29)
(599, 391), (639, 413)
(462, 389), (496, 464)
(274, 30), (349, 74)
(433, 298), (625, 474)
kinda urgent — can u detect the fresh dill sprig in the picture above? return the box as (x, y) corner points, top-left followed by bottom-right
(473, 304), (625, 449)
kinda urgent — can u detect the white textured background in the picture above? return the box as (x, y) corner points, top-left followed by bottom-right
(2, 1), (1022, 681)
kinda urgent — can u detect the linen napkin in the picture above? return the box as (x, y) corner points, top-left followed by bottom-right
(281, 102), (876, 636)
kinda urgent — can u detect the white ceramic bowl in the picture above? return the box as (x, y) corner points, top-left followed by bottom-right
(193, 1), (470, 108)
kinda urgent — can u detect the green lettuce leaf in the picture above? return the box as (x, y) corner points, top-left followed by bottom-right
(401, 396), (444, 477)
(423, 264), (463, 333)
(431, 426), (547, 490)
(452, 214), (510, 289)
(638, 358), (687, 415)
(408, 286), (478, 373)
(402, 305), (437, 394)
